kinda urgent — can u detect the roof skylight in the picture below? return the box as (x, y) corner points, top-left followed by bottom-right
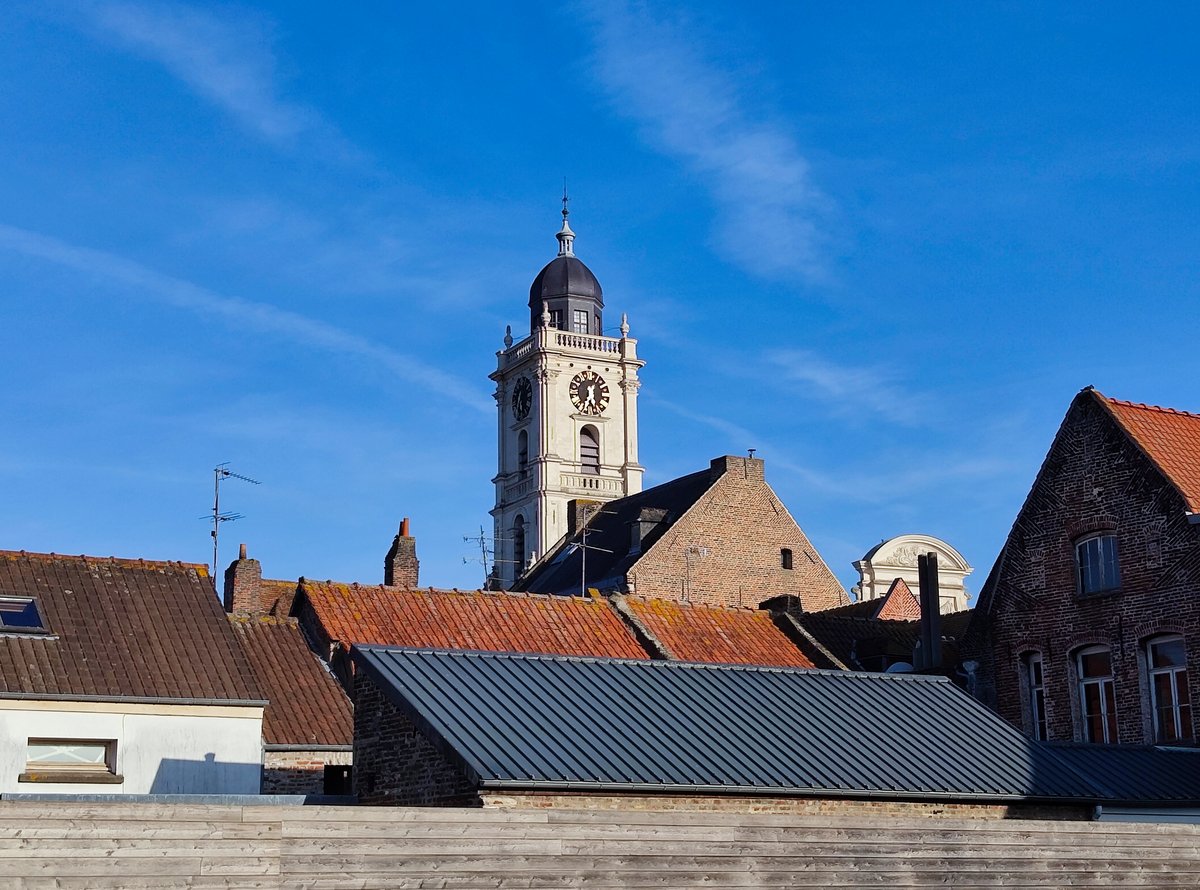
(0, 597), (47, 633)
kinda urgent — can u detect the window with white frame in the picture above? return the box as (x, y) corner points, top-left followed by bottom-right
(1076, 534), (1121, 595)
(1077, 646), (1118, 743)
(572, 309), (589, 333)
(1022, 652), (1049, 740)
(1147, 635), (1192, 743)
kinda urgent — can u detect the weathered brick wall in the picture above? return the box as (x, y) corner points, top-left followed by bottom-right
(262, 749), (351, 795)
(480, 792), (1088, 820)
(353, 672), (479, 806)
(628, 457), (847, 610)
(976, 393), (1200, 743)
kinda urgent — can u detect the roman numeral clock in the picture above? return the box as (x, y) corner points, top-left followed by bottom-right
(569, 370), (609, 416)
(488, 202), (645, 589)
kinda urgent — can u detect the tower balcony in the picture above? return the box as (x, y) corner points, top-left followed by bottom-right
(559, 472), (624, 497)
(499, 330), (630, 370)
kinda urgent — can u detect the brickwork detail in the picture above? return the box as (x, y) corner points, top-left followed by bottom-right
(479, 792), (1087, 820)
(627, 457), (847, 610)
(973, 392), (1200, 744)
(262, 750), (351, 795)
(353, 672), (480, 806)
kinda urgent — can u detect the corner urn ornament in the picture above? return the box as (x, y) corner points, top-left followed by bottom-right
(569, 370), (609, 416)
(511, 377), (533, 421)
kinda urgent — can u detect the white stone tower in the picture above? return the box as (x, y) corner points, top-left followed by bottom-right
(489, 200), (644, 588)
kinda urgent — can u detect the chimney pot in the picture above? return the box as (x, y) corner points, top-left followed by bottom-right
(239, 543), (247, 560)
(400, 517), (410, 537)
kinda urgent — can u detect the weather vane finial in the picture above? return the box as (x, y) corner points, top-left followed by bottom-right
(556, 180), (575, 257)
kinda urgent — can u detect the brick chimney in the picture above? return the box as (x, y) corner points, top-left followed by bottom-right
(567, 499), (602, 536)
(384, 518), (419, 588)
(709, 454), (765, 482)
(223, 543), (262, 614)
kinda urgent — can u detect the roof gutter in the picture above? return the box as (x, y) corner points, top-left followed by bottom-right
(0, 692), (269, 707)
(263, 744), (353, 752)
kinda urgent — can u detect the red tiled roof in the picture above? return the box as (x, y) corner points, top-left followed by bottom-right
(876, 578), (921, 620)
(227, 616), (352, 747)
(1098, 393), (1200, 513)
(626, 598), (814, 668)
(299, 582), (648, 659)
(0, 550), (263, 703)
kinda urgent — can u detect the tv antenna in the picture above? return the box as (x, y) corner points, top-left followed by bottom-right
(565, 509), (616, 596)
(203, 463), (260, 577)
(463, 527), (518, 589)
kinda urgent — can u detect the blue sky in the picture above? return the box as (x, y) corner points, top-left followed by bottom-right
(2, 2), (1197, 599)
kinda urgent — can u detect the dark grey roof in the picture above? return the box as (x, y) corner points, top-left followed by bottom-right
(352, 646), (1098, 802)
(514, 469), (713, 594)
(1045, 743), (1200, 805)
(528, 255), (603, 306)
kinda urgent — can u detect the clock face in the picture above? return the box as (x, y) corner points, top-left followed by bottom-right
(569, 370), (609, 416)
(511, 377), (532, 421)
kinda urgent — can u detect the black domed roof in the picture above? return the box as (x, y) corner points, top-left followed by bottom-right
(528, 255), (604, 308)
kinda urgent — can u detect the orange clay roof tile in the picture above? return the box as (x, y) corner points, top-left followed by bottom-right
(299, 582), (648, 660)
(1098, 393), (1200, 513)
(627, 598), (814, 668)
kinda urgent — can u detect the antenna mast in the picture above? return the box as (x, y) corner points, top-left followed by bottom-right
(207, 463), (260, 577)
(463, 527), (517, 589)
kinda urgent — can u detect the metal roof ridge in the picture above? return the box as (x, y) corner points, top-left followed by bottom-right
(353, 644), (950, 681)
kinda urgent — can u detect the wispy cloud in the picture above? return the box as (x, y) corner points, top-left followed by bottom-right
(80, 1), (352, 154)
(0, 224), (490, 414)
(581, 1), (831, 283)
(653, 395), (1015, 504)
(765, 349), (934, 425)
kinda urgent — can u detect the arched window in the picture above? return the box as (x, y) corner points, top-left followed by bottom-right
(580, 426), (600, 475)
(1021, 652), (1048, 740)
(1076, 645), (1118, 743)
(780, 548), (793, 570)
(512, 516), (526, 573)
(1147, 635), (1192, 743)
(517, 430), (528, 477)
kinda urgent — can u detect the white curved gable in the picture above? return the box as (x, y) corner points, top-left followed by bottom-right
(853, 534), (974, 613)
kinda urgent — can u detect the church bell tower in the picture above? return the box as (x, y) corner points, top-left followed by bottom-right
(489, 199), (645, 589)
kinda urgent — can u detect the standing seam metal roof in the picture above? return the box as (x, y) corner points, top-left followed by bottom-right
(352, 646), (1099, 801)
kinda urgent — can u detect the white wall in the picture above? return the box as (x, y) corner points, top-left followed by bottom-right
(0, 699), (263, 795)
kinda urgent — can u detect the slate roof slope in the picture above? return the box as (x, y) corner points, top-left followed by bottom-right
(299, 582), (647, 659)
(1097, 392), (1200, 513)
(353, 646), (1098, 802)
(513, 469), (713, 594)
(0, 550), (263, 704)
(227, 616), (352, 747)
(624, 598), (814, 668)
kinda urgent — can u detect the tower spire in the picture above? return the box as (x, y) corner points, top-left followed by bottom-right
(556, 183), (575, 257)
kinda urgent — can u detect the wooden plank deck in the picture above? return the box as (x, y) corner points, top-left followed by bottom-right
(0, 801), (1198, 888)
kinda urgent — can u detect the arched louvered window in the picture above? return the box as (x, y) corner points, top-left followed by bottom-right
(512, 516), (526, 572)
(580, 426), (600, 475)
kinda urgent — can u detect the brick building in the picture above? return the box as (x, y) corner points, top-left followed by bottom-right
(969, 388), (1200, 745)
(514, 455), (849, 610)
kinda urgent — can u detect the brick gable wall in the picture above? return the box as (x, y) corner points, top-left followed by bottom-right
(975, 392), (1200, 744)
(353, 672), (480, 806)
(627, 458), (847, 610)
